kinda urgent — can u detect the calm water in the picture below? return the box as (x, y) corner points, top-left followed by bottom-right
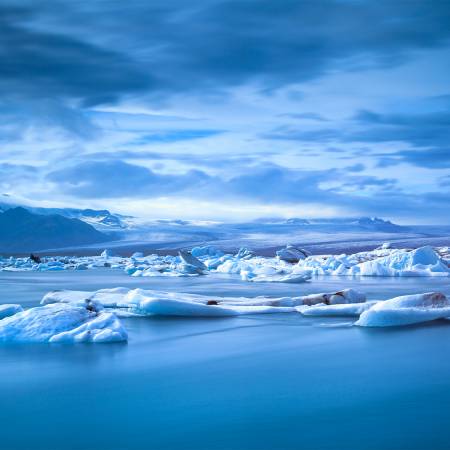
(1, 270), (450, 450)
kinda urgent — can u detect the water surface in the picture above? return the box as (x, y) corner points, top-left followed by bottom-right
(1, 270), (449, 450)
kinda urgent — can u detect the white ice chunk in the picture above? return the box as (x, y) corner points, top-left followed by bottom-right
(101, 249), (115, 258)
(301, 288), (366, 306)
(356, 292), (450, 327)
(276, 245), (310, 263)
(178, 250), (207, 271)
(134, 298), (294, 317)
(356, 246), (449, 277)
(0, 303), (127, 343)
(41, 287), (306, 316)
(241, 270), (311, 283)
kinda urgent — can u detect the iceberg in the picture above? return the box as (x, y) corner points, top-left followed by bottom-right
(101, 249), (115, 258)
(276, 245), (310, 263)
(42, 287), (369, 318)
(0, 302), (127, 343)
(44, 288), (297, 317)
(355, 246), (449, 277)
(355, 292), (450, 327)
(294, 246), (450, 277)
(178, 250), (207, 271)
(235, 248), (255, 260)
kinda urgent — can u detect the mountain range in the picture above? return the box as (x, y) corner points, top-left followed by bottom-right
(2, 194), (448, 255)
(0, 207), (109, 253)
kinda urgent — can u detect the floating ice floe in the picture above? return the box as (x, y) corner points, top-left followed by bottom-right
(43, 288), (297, 316)
(301, 288), (366, 305)
(356, 292), (450, 327)
(296, 289), (370, 316)
(0, 301), (127, 343)
(42, 287), (367, 318)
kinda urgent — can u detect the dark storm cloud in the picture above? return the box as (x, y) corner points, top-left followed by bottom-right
(3, 0), (450, 104)
(0, 5), (149, 106)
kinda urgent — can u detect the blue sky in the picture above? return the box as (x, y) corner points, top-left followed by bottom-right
(1, 0), (450, 223)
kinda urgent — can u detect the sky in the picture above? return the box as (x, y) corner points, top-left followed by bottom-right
(1, 0), (450, 224)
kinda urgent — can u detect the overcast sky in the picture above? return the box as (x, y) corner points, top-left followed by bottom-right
(1, 0), (450, 223)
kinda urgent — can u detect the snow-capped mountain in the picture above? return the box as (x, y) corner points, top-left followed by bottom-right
(0, 194), (131, 231)
(0, 207), (109, 252)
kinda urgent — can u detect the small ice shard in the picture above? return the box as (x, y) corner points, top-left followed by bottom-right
(0, 303), (127, 343)
(178, 250), (207, 271)
(297, 301), (377, 317)
(131, 252), (144, 258)
(276, 245), (310, 263)
(101, 249), (115, 258)
(0, 304), (23, 319)
(301, 288), (366, 306)
(356, 292), (450, 327)
(378, 242), (392, 250)
(235, 248), (255, 260)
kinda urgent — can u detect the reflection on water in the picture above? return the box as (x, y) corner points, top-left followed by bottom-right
(0, 270), (450, 450)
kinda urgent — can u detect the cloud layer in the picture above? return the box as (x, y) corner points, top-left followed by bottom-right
(0, 0), (449, 223)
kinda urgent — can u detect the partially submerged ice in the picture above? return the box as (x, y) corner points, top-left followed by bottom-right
(301, 288), (366, 305)
(0, 302), (127, 343)
(356, 292), (450, 327)
(42, 287), (366, 318)
(296, 289), (370, 316)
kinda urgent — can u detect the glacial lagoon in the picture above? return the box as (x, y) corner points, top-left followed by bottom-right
(1, 269), (450, 450)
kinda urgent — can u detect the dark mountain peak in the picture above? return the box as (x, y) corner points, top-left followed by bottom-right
(0, 208), (110, 253)
(2, 206), (31, 217)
